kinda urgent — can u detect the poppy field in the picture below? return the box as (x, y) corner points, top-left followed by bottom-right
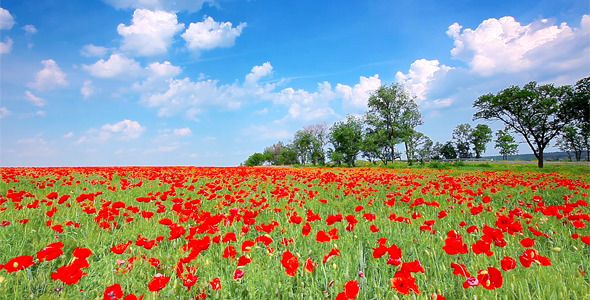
(1, 166), (589, 299)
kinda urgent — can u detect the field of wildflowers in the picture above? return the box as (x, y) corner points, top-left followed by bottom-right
(0, 166), (589, 299)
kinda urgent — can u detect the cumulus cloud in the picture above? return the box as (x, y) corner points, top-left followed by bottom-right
(447, 14), (590, 77)
(102, 119), (146, 139)
(0, 7), (14, 30)
(117, 9), (184, 56)
(22, 24), (37, 34)
(395, 59), (452, 100)
(147, 61), (182, 78)
(80, 44), (108, 57)
(27, 59), (68, 90)
(0, 36), (12, 54)
(81, 80), (95, 98)
(83, 53), (142, 78)
(182, 16), (246, 53)
(0, 106), (11, 119)
(24, 91), (46, 106)
(335, 74), (381, 109)
(102, 0), (212, 12)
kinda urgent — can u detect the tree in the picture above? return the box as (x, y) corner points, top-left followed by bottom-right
(293, 123), (328, 165)
(416, 135), (434, 163)
(439, 141), (457, 160)
(263, 141), (286, 165)
(555, 126), (584, 161)
(453, 123), (473, 159)
(473, 81), (576, 168)
(494, 129), (518, 160)
(366, 83), (423, 165)
(572, 76), (590, 161)
(405, 130), (430, 165)
(329, 115), (363, 167)
(245, 152), (266, 166)
(471, 124), (493, 158)
(278, 144), (299, 165)
(292, 130), (313, 165)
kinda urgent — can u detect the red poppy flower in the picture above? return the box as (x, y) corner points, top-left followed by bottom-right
(335, 280), (360, 300)
(501, 256), (517, 271)
(3, 255), (35, 273)
(111, 241), (132, 254)
(241, 240), (255, 252)
(462, 277), (479, 289)
(316, 230), (331, 243)
(222, 232), (237, 243)
(390, 273), (420, 295)
(304, 257), (317, 273)
(237, 255), (252, 267)
(450, 262), (470, 277)
(477, 266), (503, 290)
(233, 268), (245, 280)
(400, 260), (425, 274)
(471, 240), (493, 256)
(223, 245), (237, 259)
(323, 248), (341, 263)
(51, 263), (87, 285)
(148, 273), (171, 292)
(520, 238), (536, 247)
(302, 222), (312, 236)
(281, 250), (299, 276)
(103, 283), (123, 300)
(37, 242), (64, 262)
(210, 277), (221, 290)
(73, 247), (92, 259)
(183, 273), (198, 291)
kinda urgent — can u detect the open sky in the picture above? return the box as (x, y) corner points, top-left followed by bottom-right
(1, 0), (589, 166)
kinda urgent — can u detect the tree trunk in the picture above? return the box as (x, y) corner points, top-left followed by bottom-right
(537, 151), (544, 168)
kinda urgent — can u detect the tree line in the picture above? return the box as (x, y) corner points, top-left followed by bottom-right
(245, 76), (589, 168)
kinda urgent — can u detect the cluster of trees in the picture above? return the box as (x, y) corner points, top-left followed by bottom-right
(246, 76), (589, 168)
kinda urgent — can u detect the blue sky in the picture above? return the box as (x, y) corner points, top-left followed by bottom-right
(1, 0), (588, 166)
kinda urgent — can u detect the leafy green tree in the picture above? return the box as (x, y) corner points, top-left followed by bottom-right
(453, 123), (473, 159)
(263, 142), (286, 165)
(245, 152), (266, 166)
(439, 141), (457, 159)
(473, 81), (576, 168)
(366, 83), (422, 165)
(555, 126), (584, 161)
(494, 129), (518, 160)
(572, 76), (590, 161)
(329, 115), (363, 167)
(278, 144), (299, 165)
(293, 123), (328, 165)
(415, 134), (434, 163)
(292, 130), (313, 165)
(471, 124), (493, 158)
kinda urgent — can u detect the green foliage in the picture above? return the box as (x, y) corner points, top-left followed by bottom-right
(494, 129), (518, 160)
(473, 80), (577, 168)
(329, 115), (363, 167)
(245, 152), (266, 166)
(439, 141), (457, 159)
(471, 124), (493, 158)
(453, 123), (473, 159)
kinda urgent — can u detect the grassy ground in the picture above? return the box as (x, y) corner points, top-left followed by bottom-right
(0, 165), (589, 299)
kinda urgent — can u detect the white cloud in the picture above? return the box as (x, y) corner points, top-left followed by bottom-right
(245, 62), (272, 86)
(0, 36), (12, 54)
(81, 44), (108, 57)
(0, 106), (11, 119)
(83, 53), (142, 78)
(335, 74), (381, 109)
(275, 81), (338, 121)
(27, 59), (68, 90)
(173, 127), (192, 136)
(182, 16), (246, 53)
(102, 119), (146, 139)
(117, 9), (184, 56)
(22, 24), (37, 35)
(395, 59), (452, 100)
(242, 124), (290, 140)
(447, 15), (590, 76)
(102, 0), (212, 12)
(147, 61), (181, 78)
(81, 80), (95, 98)
(24, 91), (46, 107)
(0, 7), (14, 30)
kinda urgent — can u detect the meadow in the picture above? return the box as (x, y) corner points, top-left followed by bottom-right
(0, 165), (589, 299)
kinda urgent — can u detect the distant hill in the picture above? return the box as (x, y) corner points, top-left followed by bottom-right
(484, 151), (589, 162)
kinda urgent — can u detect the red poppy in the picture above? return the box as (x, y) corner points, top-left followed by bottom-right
(390, 272), (420, 295)
(51, 263), (87, 285)
(148, 273), (171, 292)
(316, 230), (331, 243)
(477, 266), (503, 290)
(223, 245), (237, 259)
(302, 222), (312, 236)
(111, 241), (132, 254)
(103, 283), (123, 300)
(222, 232), (237, 243)
(241, 240), (255, 252)
(471, 240), (493, 256)
(500, 256), (517, 271)
(37, 242), (64, 262)
(281, 250), (299, 276)
(210, 277), (221, 290)
(450, 262), (470, 277)
(73, 247), (93, 259)
(233, 268), (245, 280)
(304, 257), (317, 273)
(323, 248), (341, 263)
(335, 280), (360, 300)
(462, 277), (479, 289)
(520, 238), (536, 247)
(182, 272), (198, 291)
(3, 255), (35, 273)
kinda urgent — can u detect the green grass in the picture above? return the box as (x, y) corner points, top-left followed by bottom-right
(0, 166), (589, 299)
